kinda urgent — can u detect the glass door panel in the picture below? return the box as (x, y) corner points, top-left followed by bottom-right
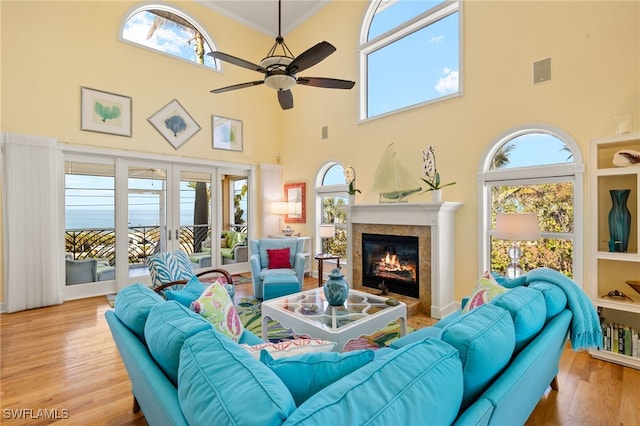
(64, 161), (115, 286)
(179, 169), (213, 269)
(128, 167), (167, 277)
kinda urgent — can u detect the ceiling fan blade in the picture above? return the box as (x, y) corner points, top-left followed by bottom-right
(210, 80), (264, 94)
(286, 41), (336, 74)
(208, 51), (267, 74)
(297, 77), (355, 89)
(278, 89), (293, 110)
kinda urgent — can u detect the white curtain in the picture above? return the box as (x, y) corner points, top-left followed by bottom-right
(1, 133), (64, 312)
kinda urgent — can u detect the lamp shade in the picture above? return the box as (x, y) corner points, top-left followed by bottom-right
(319, 224), (336, 239)
(495, 213), (540, 241)
(271, 201), (289, 215)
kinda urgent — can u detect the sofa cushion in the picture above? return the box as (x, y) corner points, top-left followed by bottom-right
(462, 271), (508, 313)
(260, 349), (375, 406)
(144, 301), (211, 385)
(164, 275), (205, 307)
(527, 281), (568, 321)
(190, 280), (244, 342)
(491, 286), (546, 353)
(114, 283), (164, 342)
(281, 337), (463, 426)
(440, 303), (515, 409)
(178, 329), (296, 426)
(240, 339), (337, 359)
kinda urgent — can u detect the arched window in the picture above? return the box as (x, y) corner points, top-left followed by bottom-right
(120, 5), (219, 70)
(315, 163), (350, 261)
(359, 0), (461, 120)
(477, 125), (585, 283)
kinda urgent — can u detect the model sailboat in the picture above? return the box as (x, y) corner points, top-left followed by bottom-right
(370, 143), (422, 202)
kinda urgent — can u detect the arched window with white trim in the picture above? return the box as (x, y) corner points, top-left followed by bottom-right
(477, 125), (585, 283)
(315, 163), (350, 261)
(120, 5), (220, 70)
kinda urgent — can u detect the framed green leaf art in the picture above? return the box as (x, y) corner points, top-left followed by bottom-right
(81, 87), (132, 137)
(212, 115), (243, 152)
(148, 99), (200, 149)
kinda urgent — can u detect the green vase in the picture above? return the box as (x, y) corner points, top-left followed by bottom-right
(323, 267), (349, 306)
(608, 189), (631, 252)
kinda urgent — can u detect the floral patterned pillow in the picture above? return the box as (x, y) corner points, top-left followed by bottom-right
(190, 279), (244, 342)
(462, 271), (508, 313)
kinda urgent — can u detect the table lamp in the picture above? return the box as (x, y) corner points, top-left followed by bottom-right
(319, 224), (336, 254)
(494, 212), (540, 279)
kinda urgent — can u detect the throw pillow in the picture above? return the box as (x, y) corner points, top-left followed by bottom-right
(164, 275), (205, 307)
(260, 349), (375, 406)
(267, 247), (292, 269)
(190, 279), (244, 342)
(220, 237), (227, 248)
(462, 271), (508, 313)
(240, 339), (337, 359)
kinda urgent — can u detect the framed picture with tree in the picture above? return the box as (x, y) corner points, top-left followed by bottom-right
(148, 99), (200, 149)
(81, 87), (132, 137)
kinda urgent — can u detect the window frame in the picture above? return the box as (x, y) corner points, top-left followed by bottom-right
(476, 124), (585, 284)
(119, 4), (221, 71)
(315, 162), (350, 260)
(358, 0), (463, 121)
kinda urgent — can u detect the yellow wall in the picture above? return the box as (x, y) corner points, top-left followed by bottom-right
(1, 1), (639, 302)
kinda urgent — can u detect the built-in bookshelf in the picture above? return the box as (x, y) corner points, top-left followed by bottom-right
(589, 132), (640, 370)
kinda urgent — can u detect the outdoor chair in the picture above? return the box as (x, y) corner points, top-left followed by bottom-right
(146, 249), (235, 299)
(65, 258), (98, 285)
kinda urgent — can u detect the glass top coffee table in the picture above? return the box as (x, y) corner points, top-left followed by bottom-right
(261, 288), (407, 351)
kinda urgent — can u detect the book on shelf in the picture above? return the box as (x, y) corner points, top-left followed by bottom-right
(599, 320), (639, 358)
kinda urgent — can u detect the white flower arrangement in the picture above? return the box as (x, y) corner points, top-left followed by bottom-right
(421, 145), (455, 192)
(344, 165), (361, 195)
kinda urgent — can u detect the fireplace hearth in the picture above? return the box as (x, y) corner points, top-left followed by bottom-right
(362, 233), (419, 298)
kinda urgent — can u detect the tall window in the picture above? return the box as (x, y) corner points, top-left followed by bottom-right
(121, 5), (219, 69)
(359, 0), (461, 120)
(315, 163), (350, 260)
(478, 126), (584, 282)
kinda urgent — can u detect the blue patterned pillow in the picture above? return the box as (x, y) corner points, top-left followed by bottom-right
(146, 250), (193, 289)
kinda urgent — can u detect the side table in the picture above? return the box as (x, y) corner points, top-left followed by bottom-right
(314, 253), (341, 287)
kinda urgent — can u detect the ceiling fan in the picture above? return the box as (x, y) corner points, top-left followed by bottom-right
(207, 0), (355, 110)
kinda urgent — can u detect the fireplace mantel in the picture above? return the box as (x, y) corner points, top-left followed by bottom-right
(346, 202), (462, 319)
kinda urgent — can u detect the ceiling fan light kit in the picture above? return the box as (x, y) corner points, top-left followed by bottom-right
(208, 0), (355, 110)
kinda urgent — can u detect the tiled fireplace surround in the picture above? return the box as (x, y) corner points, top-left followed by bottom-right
(346, 202), (461, 319)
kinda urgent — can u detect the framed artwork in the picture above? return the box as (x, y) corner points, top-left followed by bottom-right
(148, 99), (200, 149)
(284, 182), (306, 224)
(81, 87), (132, 137)
(212, 115), (243, 152)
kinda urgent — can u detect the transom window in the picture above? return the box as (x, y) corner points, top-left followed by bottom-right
(121, 5), (219, 69)
(359, 0), (461, 120)
(478, 126), (584, 283)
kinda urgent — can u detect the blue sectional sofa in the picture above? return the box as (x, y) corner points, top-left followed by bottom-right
(106, 269), (594, 425)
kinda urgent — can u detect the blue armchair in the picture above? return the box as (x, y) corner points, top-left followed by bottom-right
(248, 238), (305, 299)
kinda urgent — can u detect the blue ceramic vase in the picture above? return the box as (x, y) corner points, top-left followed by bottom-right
(323, 267), (349, 306)
(608, 189), (631, 253)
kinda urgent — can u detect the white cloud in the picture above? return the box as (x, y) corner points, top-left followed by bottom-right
(429, 35), (445, 44)
(434, 67), (459, 94)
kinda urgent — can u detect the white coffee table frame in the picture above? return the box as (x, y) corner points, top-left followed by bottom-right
(261, 288), (407, 351)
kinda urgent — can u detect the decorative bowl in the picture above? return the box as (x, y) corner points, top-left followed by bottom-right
(626, 281), (640, 295)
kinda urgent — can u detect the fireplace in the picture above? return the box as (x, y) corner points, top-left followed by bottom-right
(362, 233), (419, 298)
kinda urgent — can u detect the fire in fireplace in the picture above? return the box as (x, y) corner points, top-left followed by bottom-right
(361, 233), (419, 298)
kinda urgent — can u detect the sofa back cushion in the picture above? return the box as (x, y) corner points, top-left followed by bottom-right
(440, 303), (515, 410)
(282, 337), (463, 426)
(178, 329), (296, 426)
(527, 281), (568, 321)
(114, 283), (164, 342)
(491, 286), (546, 353)
(144, 301), (211, 385)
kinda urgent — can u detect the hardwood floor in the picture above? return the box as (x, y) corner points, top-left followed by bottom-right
(1, 275), (638, 425)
